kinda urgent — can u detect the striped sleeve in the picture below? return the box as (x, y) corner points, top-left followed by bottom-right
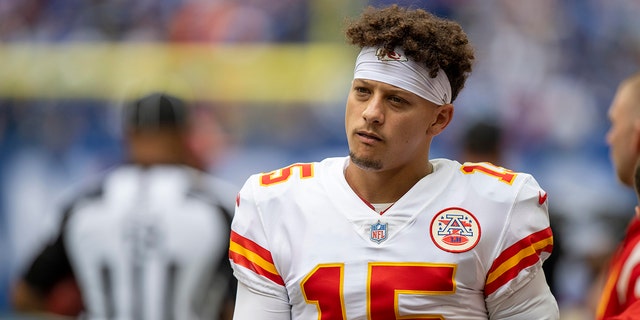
(228, 175), (288, 300)
(485, 227), (553, 296)
(484, 174), (556, 307)
(229, 230), (284, 286)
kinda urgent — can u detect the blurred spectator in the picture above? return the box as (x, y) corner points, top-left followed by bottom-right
(460, 120), (503, 166)
(10, 92), (238, 319)
(593, 71), (640, 320)
(169, 0), (274, 42)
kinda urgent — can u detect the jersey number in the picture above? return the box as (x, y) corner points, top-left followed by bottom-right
(301, 263), (456, 319)
(260, 163), (314, 186)
(460, 162), (516, 184)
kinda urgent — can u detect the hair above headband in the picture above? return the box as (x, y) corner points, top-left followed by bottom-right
(353, 47), (452, 105)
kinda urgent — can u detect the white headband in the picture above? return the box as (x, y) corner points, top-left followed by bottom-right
(353, 47), (452, 105)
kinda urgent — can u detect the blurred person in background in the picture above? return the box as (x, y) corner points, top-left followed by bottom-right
(228, 5), (558, 319)
(460, 120), (504, 165)
(611, 158), (640, 319)
(169, 0), (274, 42)
(599, 159), (640, 319)
(596, 71), (640, 320)
(11, 92), (238, 320)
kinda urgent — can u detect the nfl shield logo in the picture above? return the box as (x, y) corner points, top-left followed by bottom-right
(370, 220), (388, 244)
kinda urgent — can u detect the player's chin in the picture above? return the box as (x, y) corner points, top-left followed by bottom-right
(349, 151), (383, 171)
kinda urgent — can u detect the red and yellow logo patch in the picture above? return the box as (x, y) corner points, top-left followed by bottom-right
(430, 207), (481, 253)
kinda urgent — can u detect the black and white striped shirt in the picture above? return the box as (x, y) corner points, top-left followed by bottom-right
(23, 164), (237, 320)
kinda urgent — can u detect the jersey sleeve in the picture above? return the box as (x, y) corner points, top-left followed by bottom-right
(484, 174), (557, 316)
(487, 269), (559, 319)
(232, 282), (291, 320)
(228, 175), (289, 302)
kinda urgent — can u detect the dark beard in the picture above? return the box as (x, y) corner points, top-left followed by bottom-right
(349, 151), (382, 170)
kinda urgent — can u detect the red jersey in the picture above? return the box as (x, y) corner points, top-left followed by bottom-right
(597, 216), (640, 319)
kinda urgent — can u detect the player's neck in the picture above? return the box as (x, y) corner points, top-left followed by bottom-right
(344, 161), (433, 204)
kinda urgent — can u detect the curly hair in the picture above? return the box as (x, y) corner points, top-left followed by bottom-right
(345, 5), (475, 102)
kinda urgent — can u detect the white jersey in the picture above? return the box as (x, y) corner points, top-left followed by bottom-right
(229, 157), (556, 319)
(60, 165), (236, 320)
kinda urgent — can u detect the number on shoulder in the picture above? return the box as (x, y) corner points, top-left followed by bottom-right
(260, 163), (314, 186)
(460, 162), (517, 185)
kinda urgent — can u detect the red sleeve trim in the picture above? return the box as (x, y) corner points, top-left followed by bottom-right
(485, 227), (553, 296)
(229, 230), (285, 286)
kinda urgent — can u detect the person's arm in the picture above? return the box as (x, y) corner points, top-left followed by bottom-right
(11, 240), (70, 313)
(488, 269), (559, 319)
(232, 282), (291, 320)
(229, 176), (291, 319)
(12, 274), (82, 316)
(485, 175), (559, 319)
(11, 216), (81, 316)
(11, 280), (46, 312)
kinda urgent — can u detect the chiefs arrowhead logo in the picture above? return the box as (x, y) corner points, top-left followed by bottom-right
(538, 191), (548, 205)
(375, 48), (408, 61)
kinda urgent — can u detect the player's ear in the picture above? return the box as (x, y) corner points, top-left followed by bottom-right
(427, 103), (453, 136)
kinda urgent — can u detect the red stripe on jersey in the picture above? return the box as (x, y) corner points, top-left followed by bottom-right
(484, 227), (553, 296)
(596, 217), (640, 319)
(230, 231), (275, 264)
(625, 264), (640, 306)
(229, 231), (285, 286)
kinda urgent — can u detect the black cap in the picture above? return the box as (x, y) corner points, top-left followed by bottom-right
(124, 92), (189, 130)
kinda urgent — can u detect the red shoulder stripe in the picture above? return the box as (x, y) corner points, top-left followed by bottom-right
(229, 231), (285, 286)
(230, 230), (275, 263)
(485, 227), (553, 296)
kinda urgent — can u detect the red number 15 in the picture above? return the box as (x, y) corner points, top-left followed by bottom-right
(301, 263), (457, 319)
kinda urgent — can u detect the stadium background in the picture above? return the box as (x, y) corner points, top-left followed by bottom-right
(1, 0), (639, 318)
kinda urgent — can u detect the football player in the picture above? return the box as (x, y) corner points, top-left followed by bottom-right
(596, 71), (640, 320)
(229, 5), (559, 319)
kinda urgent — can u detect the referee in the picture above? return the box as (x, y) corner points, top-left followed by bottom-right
(11, 92), (238, 320)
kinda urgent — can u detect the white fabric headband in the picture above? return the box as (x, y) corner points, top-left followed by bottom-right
(353, 47), (452, 105)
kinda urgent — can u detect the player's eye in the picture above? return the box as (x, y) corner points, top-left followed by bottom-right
(354, 86), (370, 94)
(388, 95), (408, 105)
